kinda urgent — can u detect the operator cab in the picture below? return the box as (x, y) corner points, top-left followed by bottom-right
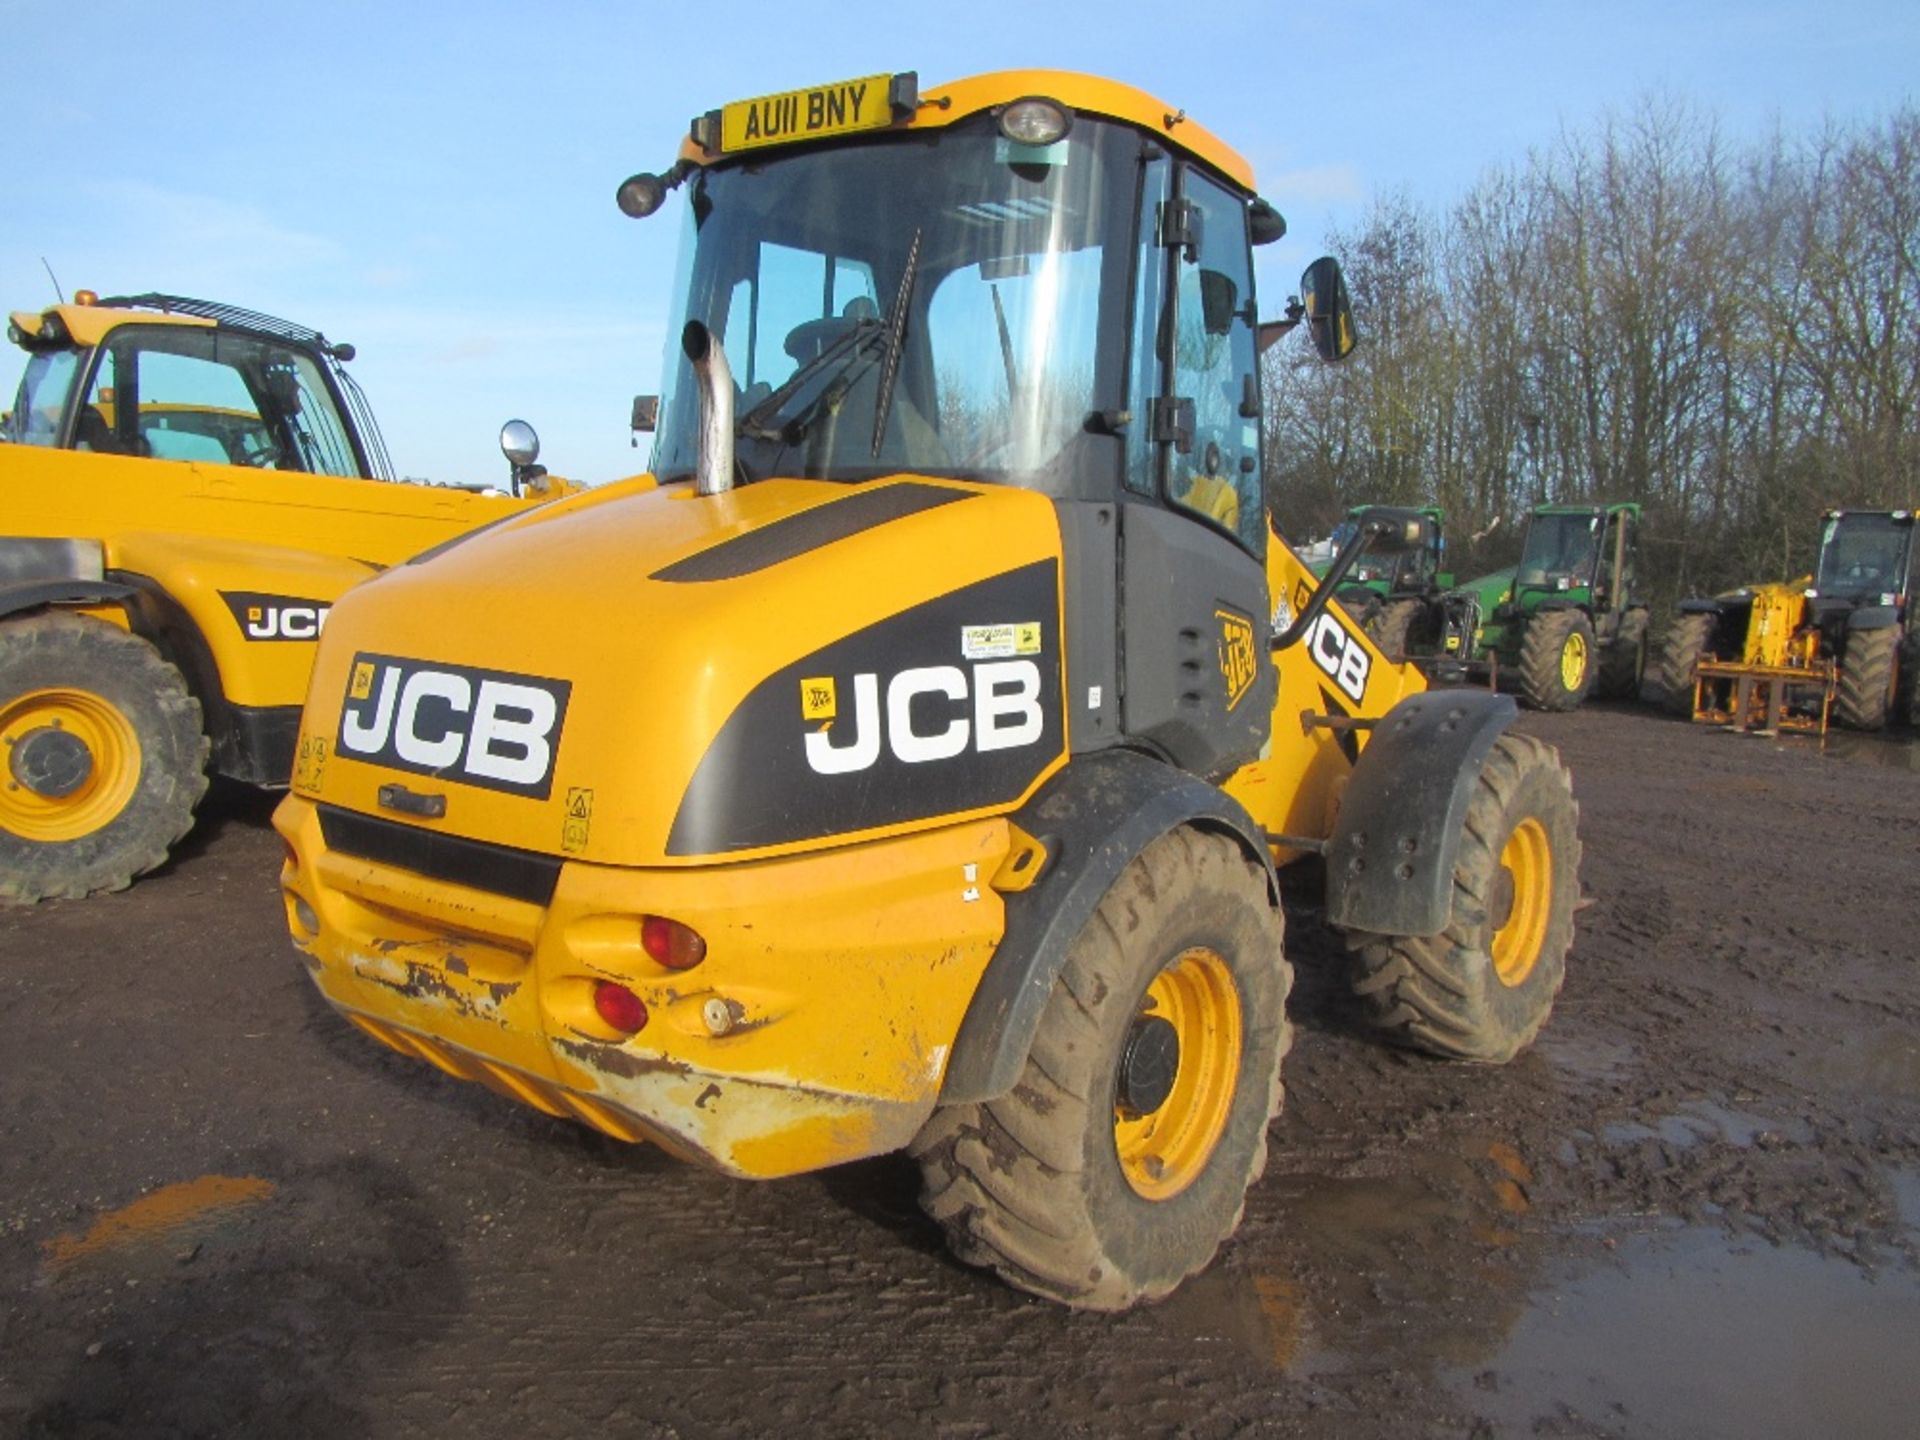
(1809, 509), (1915, 612)
(623, 72), (1359, 776)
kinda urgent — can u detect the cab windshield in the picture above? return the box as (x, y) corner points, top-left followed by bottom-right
(1515, 513), (1601, 590)
(4, 347), (82, 445)
(1817, 513), (1912, 597)
(651, 115), (1138, 490)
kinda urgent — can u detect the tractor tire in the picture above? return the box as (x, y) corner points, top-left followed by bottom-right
(910, 828), (1291, 1310)
(1834, 625), (1897, 732)
(1365, 599), (1423, 662)
(0, 612), (208, 904)
(1516, 609), (1597, 711)
(1596, 607), (1650, 701)
(1658, 612), (1716, 716)
(1343, 733), (1580, 1063)
(1901, 628), (1920, 730)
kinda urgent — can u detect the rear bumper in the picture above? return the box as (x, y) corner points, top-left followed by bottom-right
(275, 795), (1012, 1178)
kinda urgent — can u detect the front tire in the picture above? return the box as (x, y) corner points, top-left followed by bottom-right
(1517, 610), (1597, 711)
(1343, 733), (1580, 1063)
(0, 612), (208, 903)
(1659, 612), (1717, 716)
(1365, 598), (1424, 662)
(1596, 607), (1650, 700)
(911, 828), (1291, 1310)
(1834, 626), (1897, 732)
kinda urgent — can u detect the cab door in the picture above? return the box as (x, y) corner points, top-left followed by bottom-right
(1118, 160), (1273, 778)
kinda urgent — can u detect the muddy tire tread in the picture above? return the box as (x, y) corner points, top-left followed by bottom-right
(1658, 612), (1716, 716)
(1834, 625), (1896, 732)
(1516, 609), (1596, 712)
(1597, 606), (1650, 700)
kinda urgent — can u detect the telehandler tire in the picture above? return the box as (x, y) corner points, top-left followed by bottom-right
(1901, 628), (1920, 729)
(0, 612), (208, 904)
(1658, 612), (1716, 716)
(1365, 598), (1423, 662)
(1596, 607), (1649, 700)
(910, 828), (1291, 1311)
(1834, 626), (1897, 732)
(1516, 610), (1596, 711)
(1344, 733), (1579, 1064)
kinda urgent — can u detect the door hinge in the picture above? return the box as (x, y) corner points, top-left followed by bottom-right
(1151, 396), (1195, 453)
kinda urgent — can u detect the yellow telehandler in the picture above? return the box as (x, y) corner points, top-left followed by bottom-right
(275, 71), (1582, 1309)
(2, 291), (571, 901)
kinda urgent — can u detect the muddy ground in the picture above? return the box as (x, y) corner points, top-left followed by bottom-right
(2, 705), (1917, 1439)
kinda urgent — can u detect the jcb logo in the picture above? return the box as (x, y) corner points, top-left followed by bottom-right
(802, 660), (1044, 775)
(337, 652), (571, 799)
(1216, 608), (1257, 711)
(221, 591), (332, 643)
(1306, 612), (1371, 704)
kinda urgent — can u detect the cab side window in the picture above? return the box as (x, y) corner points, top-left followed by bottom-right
(1165, 171), (1261, 551)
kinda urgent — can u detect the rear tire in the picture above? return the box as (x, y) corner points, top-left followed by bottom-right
(1516, 610), (1596, 711)
(1596, 607), (1649, 700)
(1365, 599), (1423, 662)
(1659, 612), (1716, 716)
(1900, 628), (1920, 729)
(0, 612), (208, 904)
(1342, 733), (1580, 1063)
(911, 828), (1290, 1310)
(1834, 625), (1897, 732)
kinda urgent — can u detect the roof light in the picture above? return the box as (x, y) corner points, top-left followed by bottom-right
(73, 289), (97, 306)
(999, 98), (1071, 147)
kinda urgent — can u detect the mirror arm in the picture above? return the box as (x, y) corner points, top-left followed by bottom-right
(1274, 519), (1392, 652)
(1257, 299), (1307, 354)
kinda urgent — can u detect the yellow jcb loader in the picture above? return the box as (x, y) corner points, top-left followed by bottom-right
(275, 71), (1583, 1309)
(1660, 508), (1917, 733)
(2, 292), (572, 902)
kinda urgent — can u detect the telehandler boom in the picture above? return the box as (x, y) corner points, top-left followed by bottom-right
(276, 71), (1582, 1309)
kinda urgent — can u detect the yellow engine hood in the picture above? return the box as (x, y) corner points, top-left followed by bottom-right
(292, 475), (1069, 867)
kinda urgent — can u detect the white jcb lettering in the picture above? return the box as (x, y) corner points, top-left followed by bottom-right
(804, 674), (881, 775)
(1307, 613), (1371, 705)
(804, 661), (1048, 775)
(394, 671), (471, 768)
(887, 666), (969, 763)
(974, 659), (1043, 752)
(340, 665), (401, 754)
(279, 607), (322, 640)
(465, 680), (559, 787)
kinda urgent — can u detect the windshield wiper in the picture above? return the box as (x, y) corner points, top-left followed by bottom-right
(870, 226), (922, 458)
(736, 319), (885, 442)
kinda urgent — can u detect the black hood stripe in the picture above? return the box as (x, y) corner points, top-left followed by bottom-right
(651, 482), (976, 584)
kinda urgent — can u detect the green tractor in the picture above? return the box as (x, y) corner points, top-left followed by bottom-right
(1456, 502), (1650, 711)
(1317, 505), (1480, 667)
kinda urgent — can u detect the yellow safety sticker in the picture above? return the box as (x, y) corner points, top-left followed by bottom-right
(801, 676), (837, 722)
(292, 735), (328, 796)
(562, 787), (594, 854)
(961, 622), (1043, 660)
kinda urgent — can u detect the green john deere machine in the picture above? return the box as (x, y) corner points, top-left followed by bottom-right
(1316, 505), (1480, 667)
(1451, 503), (1649, 711)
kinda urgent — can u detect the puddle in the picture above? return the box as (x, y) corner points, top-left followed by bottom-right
(1536, 1031), (1638, 1085)
(1598, 1099), (1806, 1151)
(1450, 1223), (1920, 1438)
(41, 1174), (276, 1274)
(1818, 732), (1920, 772)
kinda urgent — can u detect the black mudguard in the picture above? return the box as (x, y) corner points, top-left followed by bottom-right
(0, 576), (136, 621)
(1324, 689), (1518, 939)
(1847, 605), (1899, 632)
(938, 748), (1277, 1105)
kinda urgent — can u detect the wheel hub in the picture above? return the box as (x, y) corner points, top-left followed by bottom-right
(1117, 1014), (1180, 1117)
(9, 725), (94, 799)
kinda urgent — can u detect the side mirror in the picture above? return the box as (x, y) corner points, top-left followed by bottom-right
(630, 394), (659, 435)
(500, 419), (540, 468)
(1301, 256), (1356, 362)
(1351, 505), (1433, 555)
(1248, 197), (1286, 247)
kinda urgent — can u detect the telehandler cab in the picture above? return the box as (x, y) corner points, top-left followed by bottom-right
(276, 71), (1583, 1309)
(1, 291), (570, 902)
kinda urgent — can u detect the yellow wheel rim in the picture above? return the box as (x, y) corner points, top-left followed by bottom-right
(1560, 631), (1589, 691)
(1489, 818), (1552, 986)
(1114, 947), (1243, 1201)
(0, 688), (142, 843)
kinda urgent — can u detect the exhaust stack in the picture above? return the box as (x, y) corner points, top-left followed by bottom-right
(682, 321), (735, 497)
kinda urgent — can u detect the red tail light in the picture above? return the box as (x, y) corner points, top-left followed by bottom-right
(593, 981), (648, 1034)
(641, 915), (707, 970)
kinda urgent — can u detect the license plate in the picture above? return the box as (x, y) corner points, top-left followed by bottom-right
(721, 74), (895, 153)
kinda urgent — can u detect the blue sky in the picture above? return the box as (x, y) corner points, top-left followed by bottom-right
(5, 0), (1914, 487)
